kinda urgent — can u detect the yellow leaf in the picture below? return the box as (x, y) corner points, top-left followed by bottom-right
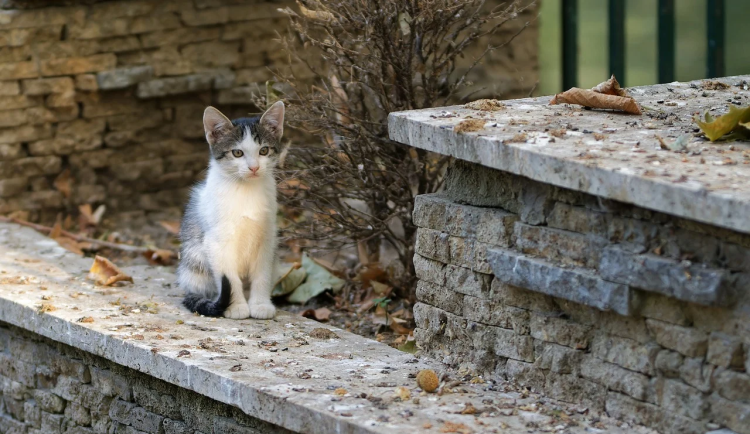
(87, 256), (133, 286)
(694, 105), (750, 141)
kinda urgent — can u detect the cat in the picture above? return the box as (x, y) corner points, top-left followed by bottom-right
(178, 101), (284, 320)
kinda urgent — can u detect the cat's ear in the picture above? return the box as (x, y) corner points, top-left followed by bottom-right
(203, 106), (232, 146)
(259, 101), (284, 141)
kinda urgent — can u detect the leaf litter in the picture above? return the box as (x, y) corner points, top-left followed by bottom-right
(550, 75), (642, 114)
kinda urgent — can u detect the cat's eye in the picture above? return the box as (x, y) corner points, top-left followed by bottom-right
(231, 149), (243, 158)
(259, 146), (269, 156)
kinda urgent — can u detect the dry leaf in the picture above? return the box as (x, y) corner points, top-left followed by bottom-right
(77, 316), (94, 323)
(87, 255), (133, 286)
(394, 386), (411, 400)
(48, 220), (85, 256)
(464, 99), (505, 111)
(298, 3), (336, 22)
(313, 307), (331, 321)
(590, 75), (628, 96)
(38, 303), (56, 313)
(454, 119), (486, 133)
(551, 75), (641, 114)
(440, 421), (472, 434)
(694, 105), (750, 141)
(159, 220), (180, 235)
(229, 364), (242, 372)
(53, 169), (72, 198)
(461, 403), (477, 415)
(551, 89), (641, 114)
(142, 249), (176, 266)
(334, 388), (347, 396)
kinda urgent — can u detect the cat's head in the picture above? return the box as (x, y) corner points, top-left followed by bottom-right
(202, 101), (285, 181)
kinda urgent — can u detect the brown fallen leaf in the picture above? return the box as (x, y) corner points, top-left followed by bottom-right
(440, 421), (472, 434)
(142, 248), (176, 266)
(454, 119), (486, 133)
(308, 328), (339, 339)
(394, 386), (411, 401)
(53, 169), (72, 199)
(38, 303), (56, 313)
(461, 403), (477, 415)
(229, 364), (242, 372)
(590, 74), (628, 96)
(702, 80), (730, 90)
(177, 350), (191, 357)
(77, 316), (94, 323)
(334, 388), (347, 396)
(550, 75), (641, 115)
(464, 99), (505, 111)
(159, 220), (180, 235)
(78, 204), (106, 229)
(87, 256), (133, 286)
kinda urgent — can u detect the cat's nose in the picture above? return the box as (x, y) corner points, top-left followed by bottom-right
(248, 165), (259, 174)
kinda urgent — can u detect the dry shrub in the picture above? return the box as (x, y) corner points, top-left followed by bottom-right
(272, 0), (532, 295)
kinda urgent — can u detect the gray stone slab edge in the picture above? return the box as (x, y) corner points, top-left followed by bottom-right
(0, 295), (368, 434)
(488, 247), (633, 316)
(388, 113), (750, 235)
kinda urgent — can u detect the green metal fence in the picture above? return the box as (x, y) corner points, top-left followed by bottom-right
(561, 0), (727, 89)
(539, 0), (749, 95)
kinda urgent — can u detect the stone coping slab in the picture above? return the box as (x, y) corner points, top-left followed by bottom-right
(0, 223), (650, 434)
(388, 75), (750, 235)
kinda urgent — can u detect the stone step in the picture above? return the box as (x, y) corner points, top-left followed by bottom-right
(0, 222), (648, 434)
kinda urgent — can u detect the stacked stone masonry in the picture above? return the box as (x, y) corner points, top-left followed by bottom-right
(0, 0), (538, 222)
(0, 321), (292, 434)
(412, 161), (750, 434)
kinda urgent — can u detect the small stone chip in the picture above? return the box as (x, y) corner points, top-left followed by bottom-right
(416, 369), (439, 393)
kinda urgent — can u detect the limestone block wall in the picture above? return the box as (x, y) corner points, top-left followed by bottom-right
(412, 161), (750, 434)
(0, 0), (301, 222)
(0, 321), (292, 434)
(0, 0), (539, 222)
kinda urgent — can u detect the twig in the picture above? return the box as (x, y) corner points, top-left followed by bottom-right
(0, 216), (165, 254)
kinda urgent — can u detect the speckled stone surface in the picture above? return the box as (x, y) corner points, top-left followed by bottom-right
(0, 223), (653, 434)
(388, 76), (750, 234)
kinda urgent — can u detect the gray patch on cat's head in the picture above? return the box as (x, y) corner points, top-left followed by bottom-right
(202, 102), (285, 181)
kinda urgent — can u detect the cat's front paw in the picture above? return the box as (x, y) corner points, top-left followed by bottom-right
(249, 302), (276, 320)
(224, 302), (251, 319)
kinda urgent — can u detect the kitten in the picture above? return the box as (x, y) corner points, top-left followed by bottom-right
(178, 101), (284, 319)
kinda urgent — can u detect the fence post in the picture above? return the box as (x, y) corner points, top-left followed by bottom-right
(706, 0), (725, 78)
(562, 0), (578, 90)
(608, 0), (626, 85)
(657, 0), (675, 83)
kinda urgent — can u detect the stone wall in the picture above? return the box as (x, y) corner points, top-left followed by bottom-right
(0, 0), (538, 222)
(0, 321), (292, 434)
(412, 161), (750, 434)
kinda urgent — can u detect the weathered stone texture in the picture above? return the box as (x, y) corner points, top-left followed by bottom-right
(0, 0), (312, 219)
(0, 323), (293, 434)
(412, 164), (750, 434)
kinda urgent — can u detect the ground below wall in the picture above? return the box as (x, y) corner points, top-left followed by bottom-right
(412, 161), (750, 434)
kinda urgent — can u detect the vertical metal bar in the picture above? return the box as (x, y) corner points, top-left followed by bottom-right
(707, 0), (725, 78)
(608, 0), (626, 85)
(562, 0), (578, 89)
(657, 0), (675, 83)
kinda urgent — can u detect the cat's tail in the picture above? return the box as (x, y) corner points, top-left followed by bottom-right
(182, 275), (232, 317)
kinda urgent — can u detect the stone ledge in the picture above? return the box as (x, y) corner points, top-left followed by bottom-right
(599, 246), (732, 306)
(0, 222), (646, 434)
(388, 75), (750, 235)
(488, 248), (634, 315)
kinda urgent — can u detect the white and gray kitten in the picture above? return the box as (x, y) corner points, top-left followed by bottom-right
(179, 101), (284, 319)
